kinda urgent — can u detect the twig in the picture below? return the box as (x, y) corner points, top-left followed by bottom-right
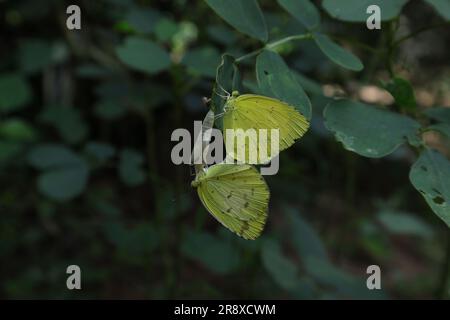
(235, 33), (313, 63)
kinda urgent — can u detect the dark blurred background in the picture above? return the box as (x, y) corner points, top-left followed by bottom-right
(0, 0), (449, 299)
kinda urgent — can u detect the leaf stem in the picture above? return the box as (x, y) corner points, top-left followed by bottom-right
(235, 33), (313, 63)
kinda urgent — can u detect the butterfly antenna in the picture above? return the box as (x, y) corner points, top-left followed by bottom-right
(215, 83), (231, 99)
(213, 88), (229, 100)
(214, 113), (224, 120)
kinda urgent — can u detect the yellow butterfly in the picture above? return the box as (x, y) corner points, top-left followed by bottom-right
(192, 163), (270, 240)
(220, 91), (310, 164)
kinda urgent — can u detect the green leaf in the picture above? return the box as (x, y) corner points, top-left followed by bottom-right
(0, 142), (24, 164)
(383, 77), (416, 110)
(409, 149), (450, 227)
(313, 33), (363, 71)
(277, 0), (320, 30)
(181, 230), (239, 274)
(39, 106), (88, 145)
(154, 18), (179, 42)
(124, 8), (162, 34)
(205, 0), (268, 42)
(377, 210), (433, 238)
(94, 99), (126, 120)
(304, 257), (385, 299)
(28, 144), (89, 201)
(429, 123), (450, 139)
(182, 46), (221, 78)
(424, 0), (450, 21)
(37, 167), (89, 201)
(207, 25), (237, 45)
(425, 107), (450, 124)
(293, 71), (323, 96)
(103, 222), (159, 257)
(0, 119), (37, 142)
(28, 144), (84, 169)
(0, 73), (32, 113)
(261, 239), (299, 291)
(324, 99), (420, 158)
(322, 0), (409, 22)
(116, 37), (171, 74)
(285, 207), (328, 262)
(118, 149), (146, 187)
(256, 50), (312, 119)
(84, 142), (115, 164)
(19, 39), (53, 74)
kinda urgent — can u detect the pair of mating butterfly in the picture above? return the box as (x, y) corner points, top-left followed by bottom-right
(191, 89), (310, 240)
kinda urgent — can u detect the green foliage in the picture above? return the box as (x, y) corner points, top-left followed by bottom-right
(313, 33), (364, 71)
(256, 50), (312, 118)
(28, 145), (89, 201)
(321, 0), (409, 22)
(118, 149), (146, 187)
(1, 0), (448, 300)
(261, 240), (299, 291)
(426, 107), (450, 124)
(383, 77), (417, 110)
(377, 210), (433, 238)
(424, 0), (450, 21)
(116, 37), (171, 74)
(0, 119), (37, 142)
(0, 73), (32, 113)
(182, 46), (221, 78)
(39, 106), (88, 145)
(277, 0), (320, 30)
(205, 0), (268, 42)
(324, 100), (420, 158)
(182, 230), (239, 274)
(18, 39), (53, 74)
(410, 149), (450, 227)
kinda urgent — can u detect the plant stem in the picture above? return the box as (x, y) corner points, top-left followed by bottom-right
(235, 33), (313, 63)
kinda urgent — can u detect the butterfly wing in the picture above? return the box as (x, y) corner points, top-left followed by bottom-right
(196, 164), (269, 240)
(223, 94), (309, 163)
